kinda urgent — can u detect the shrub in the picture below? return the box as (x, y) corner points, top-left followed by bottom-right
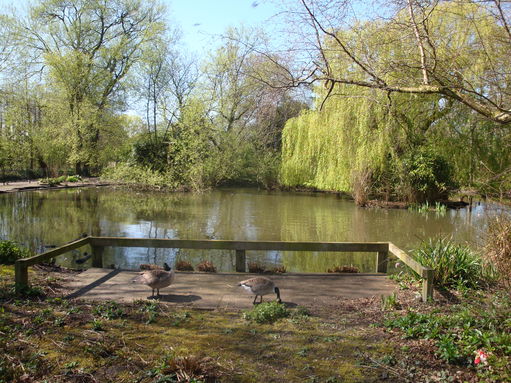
(327, 265), (359, 273)
(0, 240), (31, 264)
(65, 175), (82, 182)
(269, 265), (286, 274)
(38, 177), (61, 186)
(413, 237), (486, 289)
(485, 215), (511, 288)
(196, 260), (216, 273)
(243, 301), (289, 324)
(175, 260), (194, 271)
(248, 262), (266, 273)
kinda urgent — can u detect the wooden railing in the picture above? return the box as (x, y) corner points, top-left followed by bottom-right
(14, 236), (435, 301)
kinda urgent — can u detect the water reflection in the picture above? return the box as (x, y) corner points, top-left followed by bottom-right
(0, 187), (505, 272)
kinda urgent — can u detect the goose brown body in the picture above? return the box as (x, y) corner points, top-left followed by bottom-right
(238, 277), (281, 304)
(133, 263), (175, 298)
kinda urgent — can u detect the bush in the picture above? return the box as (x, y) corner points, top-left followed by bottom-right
(413, 237), (487, 289)
(101, 163), (175, 189)
(327, 265), (359, 273)
(243, 301), (289, 324)
(485, 215), (511, 288)
(65, 175), (82, 182)
(0, 240), (31, 264)
(175, 260), (194, 271)
(38, 177), (61, 186)
(402, 147), (456, 203)
(196, 260), (216, 273)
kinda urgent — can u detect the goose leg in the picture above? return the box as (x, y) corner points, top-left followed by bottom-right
(260, 295), (263, 304)
(156, 288), (160, 298)
(151, 288), (155, 298)
(252, 295), (258, 305)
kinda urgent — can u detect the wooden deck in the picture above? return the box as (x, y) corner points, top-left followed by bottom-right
(64, 268), (397, 309)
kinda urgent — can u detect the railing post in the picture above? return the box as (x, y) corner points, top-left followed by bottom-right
(422, 268), (434, 302)
(15, 260), (28, 293)
(91, 245), (104, 268)
(376, 251), (388, 273)
(235, 249), (246, 272)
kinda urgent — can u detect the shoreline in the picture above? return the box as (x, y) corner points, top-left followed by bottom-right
(0, 177), (114, 193)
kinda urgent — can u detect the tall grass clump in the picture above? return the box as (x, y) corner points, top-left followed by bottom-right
(485, 215), (511, 288)
(413, 237), (487, 289)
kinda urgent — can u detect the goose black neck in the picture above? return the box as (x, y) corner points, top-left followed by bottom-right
(163, 263), (171, 271)
(274, 287), (281, 303)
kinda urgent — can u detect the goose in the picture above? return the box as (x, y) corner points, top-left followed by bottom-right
(133, 263), (175, 298)
(238, 277), (281, 304)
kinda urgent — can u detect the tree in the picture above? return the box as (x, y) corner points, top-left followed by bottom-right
(280, 0), (511, 124)
(17, 0), (166, 174)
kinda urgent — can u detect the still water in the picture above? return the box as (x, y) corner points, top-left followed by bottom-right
(0, 187), (505, 272)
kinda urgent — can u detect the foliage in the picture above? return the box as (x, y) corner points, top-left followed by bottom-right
(384, 293), (511, 371)
(485, 215), (511, 288)
(196, 260), (216, 273)
(243, 301), (289, 324)
(38, 177), (61, 186)
(401, 147), (455, 202)
(101, 163), (175, 189)
(413, 238), (488, 289)
(0, 240), (30, 264)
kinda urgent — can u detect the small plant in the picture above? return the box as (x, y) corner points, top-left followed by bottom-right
(248, 262), (266, 273)
(413, 237), (486, 289)
(381, 292), (401, 311)
(0, 240), (31, 264)
(175, 260), (194, 271)
(65, 175), (82, 182)
(269, 265), (286, 274)
(38, 177), (61, 186)
(485, 215), (511, 288)
(196, 260), (216, 272)
(243, 301), (289, 324)
(159, 355), (224, 382)
(91, 319), (104, 331)
(92, 301), (125, 320)
(327, 265), (359, 273)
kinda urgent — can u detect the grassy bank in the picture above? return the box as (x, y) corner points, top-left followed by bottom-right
(1, 264), (509, 382)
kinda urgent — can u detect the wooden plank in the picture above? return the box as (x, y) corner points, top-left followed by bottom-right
(89, 237), (389, 252)
(17, 237), (90, 267)
(376, 251), (388, 273)
(388, 242), (426, 275)
(235, 249), (246, 272)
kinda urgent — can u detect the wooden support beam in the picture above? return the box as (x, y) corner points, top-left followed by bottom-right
(14, 261), (28, 293)
(376, 251), (388, 273)
(422, 268), (434, 302)
(91, 245), (104, 268)
(235, 249), (246, 272)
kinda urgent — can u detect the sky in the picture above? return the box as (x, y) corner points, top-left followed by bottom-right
(167, 0), (281, 53)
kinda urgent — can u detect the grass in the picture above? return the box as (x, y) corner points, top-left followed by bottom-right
(1, 263), (509, 382)
(485, 214), (511, 288)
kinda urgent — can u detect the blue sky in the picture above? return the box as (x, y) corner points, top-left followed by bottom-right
(167, 0), (280, 53)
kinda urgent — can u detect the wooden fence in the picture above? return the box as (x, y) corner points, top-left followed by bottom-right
(14, 236), (435, 301)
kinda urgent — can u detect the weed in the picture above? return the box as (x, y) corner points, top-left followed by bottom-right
(243, 301), (289, 324)
(175, 260), (194, 271)
(327, 265), (359, 273)
(248, 262), (266, 273)
(0, 240), (31, 264)
(196, 260), (216, 272)
(413, 237), (487, 289)
(91, 319), (104, 331)
(485, 215), (511, 288)
(158, 355), (224, 382)
(92, 301), (125, 320)
(381, 293), (401, 311)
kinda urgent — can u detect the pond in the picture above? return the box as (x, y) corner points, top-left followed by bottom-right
(0, 187), (506, 272)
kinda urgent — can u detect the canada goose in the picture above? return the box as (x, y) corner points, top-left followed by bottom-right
(133, 263), (174, 298)
(238, 277), (281, 304)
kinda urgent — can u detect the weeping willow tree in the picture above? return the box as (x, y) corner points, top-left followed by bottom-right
(281, 1), (511, 203)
